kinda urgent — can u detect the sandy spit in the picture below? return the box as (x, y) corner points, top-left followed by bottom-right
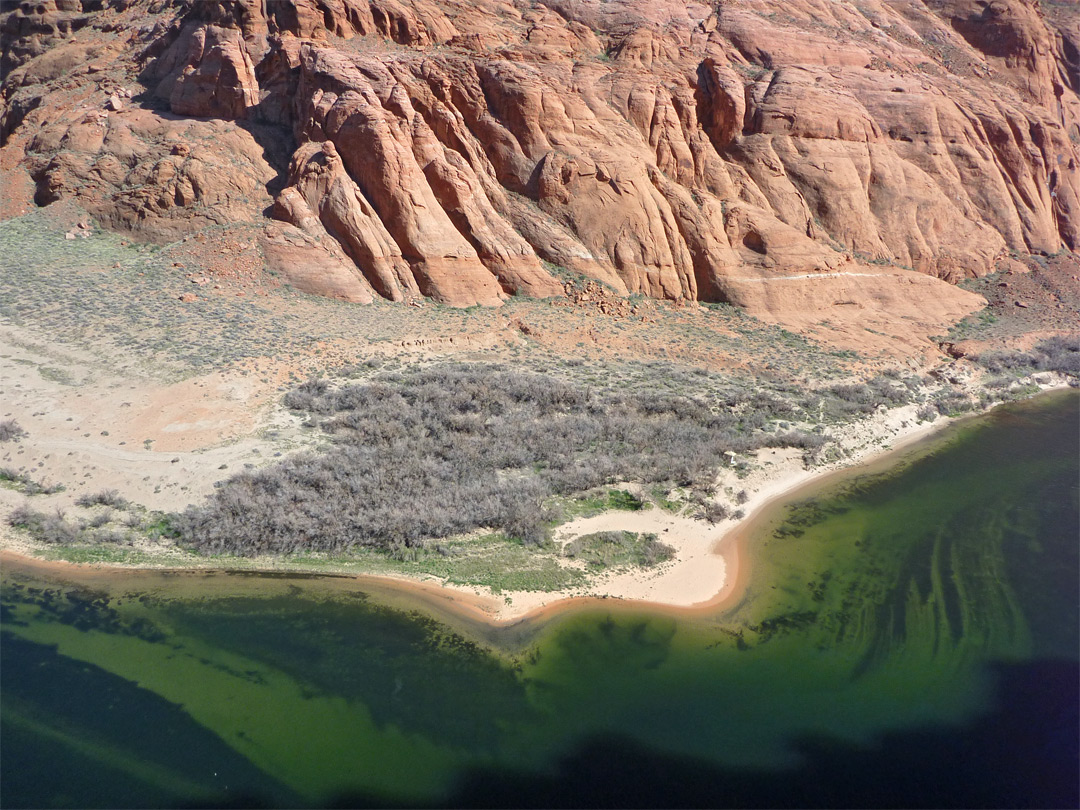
(1, 320), (1070, 625)
(0, 401), (963, 626)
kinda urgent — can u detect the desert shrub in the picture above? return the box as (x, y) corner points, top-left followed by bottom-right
(821, 384), (877, 417)
(702, 502), (730, 524)
(7, 503), (38, 529)
(1034, 335), (1080, 375)
(975, 335), (1079, 377)
(763, 430), (826, 451)
(177, 365), (833, 557)
(282, 376), (331, 412)
(0, 467), (64, 495)
(8, 504), (82, 544)
(27, 480), (64, 495)
(829, 383), (874, 404)
(640, 535), (677, 566)
(0, 420), (26, 442)
(933, 391), (974, 416)
(975, 349), (1034, 375)
(983, 375), (1015, 391)
(75, 489), (129, 509)
(87, 509), (114, 529)
(89, 528), (131, 545)
(867, 375), (912, 405)
(916, 404), (938, 422)
(824, 377), (910, 417)
(749, 391), (796, 419)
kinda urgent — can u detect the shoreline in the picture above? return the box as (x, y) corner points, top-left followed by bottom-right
(4, 388), (1033, 627)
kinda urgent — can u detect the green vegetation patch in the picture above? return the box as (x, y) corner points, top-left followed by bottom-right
(0, 467), (64, 496)
(551, 489), (647, 522)
(563, 531), (675, 569)
(649, 486), (684, 513)
(294, 534), (585, 594)
(41, 545), (172, 566)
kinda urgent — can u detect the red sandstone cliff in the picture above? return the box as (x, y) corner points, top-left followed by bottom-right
(2, 0), (1076, 324)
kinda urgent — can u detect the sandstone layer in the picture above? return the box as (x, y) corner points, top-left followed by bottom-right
(2, 0), (1076, 325)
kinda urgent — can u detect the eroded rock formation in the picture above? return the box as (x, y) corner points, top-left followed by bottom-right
(2, 0), (1076, 320)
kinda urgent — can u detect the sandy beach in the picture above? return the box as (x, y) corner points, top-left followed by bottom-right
(0, 392), (967, 625)
(400, 400), (968, 623)
(2, 320), (1072, 625)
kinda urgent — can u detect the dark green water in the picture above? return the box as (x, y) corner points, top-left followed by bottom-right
(3, 392), (1078, 808)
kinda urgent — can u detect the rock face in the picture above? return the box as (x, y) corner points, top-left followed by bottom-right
(2, 0), (1077, 318)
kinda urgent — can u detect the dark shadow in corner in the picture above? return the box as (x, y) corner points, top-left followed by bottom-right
(320, 658), (1079, 810)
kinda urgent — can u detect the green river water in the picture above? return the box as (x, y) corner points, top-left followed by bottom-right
(2, 391), (1077, 808)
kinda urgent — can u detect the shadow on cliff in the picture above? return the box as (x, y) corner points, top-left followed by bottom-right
(125, 81), (296, 211)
